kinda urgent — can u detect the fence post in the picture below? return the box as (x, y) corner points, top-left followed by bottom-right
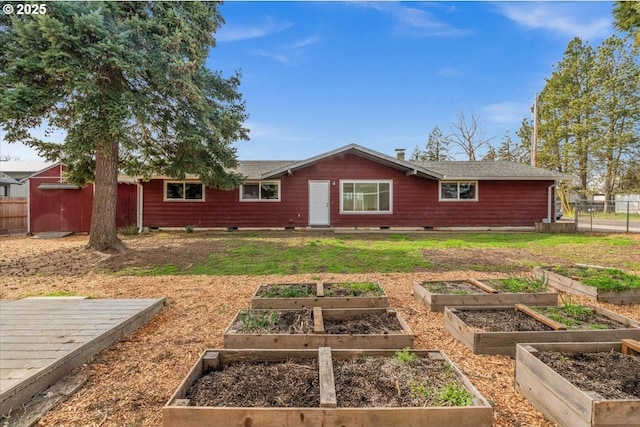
(627, 201), (631, 233)
(574, 200), (579, 232)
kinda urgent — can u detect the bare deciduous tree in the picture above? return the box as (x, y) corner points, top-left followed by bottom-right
(448, 108), (494, 161)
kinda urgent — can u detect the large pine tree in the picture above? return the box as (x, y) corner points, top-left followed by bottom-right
(1, 2), (248, 251)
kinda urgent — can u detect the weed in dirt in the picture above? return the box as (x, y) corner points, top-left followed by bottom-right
(325, 282), (384, 297)
(237, 309), (278, 332)
(438, 382), (473, 406)
(490, 275), (548, 293)
(260, 285), (315, 298)
(393, 348), (417, 364)
(534, 296), (595, 328)
(550, 266), (640, 291)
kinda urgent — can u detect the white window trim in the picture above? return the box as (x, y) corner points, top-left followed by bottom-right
(438, 180), (479, 202)
(239, 180), (282, 202)
(339, 179), (393, 214)
(163, 180), (205, 202)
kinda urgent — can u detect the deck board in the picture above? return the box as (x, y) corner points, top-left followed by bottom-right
(0, 297), (165, 417)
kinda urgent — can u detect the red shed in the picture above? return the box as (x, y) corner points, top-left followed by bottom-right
(140, 144), (571, 230)
(28, 164), (138, 233)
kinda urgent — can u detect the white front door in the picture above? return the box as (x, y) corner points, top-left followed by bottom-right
(308, 180), (330, 226)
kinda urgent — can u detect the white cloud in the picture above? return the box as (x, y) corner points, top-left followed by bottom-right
(482, 101), (531, 125)
(217, 16), (293, 42)
(496, 3), (612, 40)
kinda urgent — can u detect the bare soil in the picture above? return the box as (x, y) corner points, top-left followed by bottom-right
(187, 359), (320, 407)
(323, 312), (403, 334)
(256, 284), (316, 297)
(1, 231), (639, 427)
(186, 353), (473, 409)
(538, 351), (640, 400)
(457, 308), (628, 332)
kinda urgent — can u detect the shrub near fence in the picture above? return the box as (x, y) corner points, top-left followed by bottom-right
(0, 197), (27, 233)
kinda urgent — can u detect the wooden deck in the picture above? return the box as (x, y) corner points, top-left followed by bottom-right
(0, 297), (165, 417)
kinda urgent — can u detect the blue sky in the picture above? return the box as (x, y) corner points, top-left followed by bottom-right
(0, 1), (618, 162)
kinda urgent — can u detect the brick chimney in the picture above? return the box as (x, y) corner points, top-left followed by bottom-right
(395, 148), (406, 160)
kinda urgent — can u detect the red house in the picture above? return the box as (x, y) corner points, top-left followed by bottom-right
(26, 145), (570, 233)
(140, 144), (570, 230)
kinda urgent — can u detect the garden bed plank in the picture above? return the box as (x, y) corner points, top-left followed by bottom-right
(514, 304), (566, 330)
(621, 339), (640, 355)
(466, 278), (498, 293)
(163, 348), (493, 427)
(412, 280), (558, 312)
(251, 282), (389, 309)
(515, 342), (640, 427)
(533, 266), (640, 305)
(444, 306), (640, 357)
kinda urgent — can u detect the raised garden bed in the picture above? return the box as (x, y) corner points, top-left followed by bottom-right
(251, 281), (388, 309)
(515, 340), (640, 427)
(163, 347), (493, 427)
(444, 304), (640, 357)
(224, 307), (414, 349)
(533, 264), (640, 305)
(413, 277), (558, 312)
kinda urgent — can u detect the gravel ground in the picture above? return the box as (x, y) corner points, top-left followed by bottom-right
(1, 232), (639, 427)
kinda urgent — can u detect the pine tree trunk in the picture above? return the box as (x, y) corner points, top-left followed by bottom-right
(88, 139), (125, 252)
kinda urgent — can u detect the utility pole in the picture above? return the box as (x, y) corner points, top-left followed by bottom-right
(532, 94), (538, 167)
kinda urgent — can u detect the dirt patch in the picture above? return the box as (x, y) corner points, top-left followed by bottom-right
(334, 355), (469, 407)
(187, 359), (320, 407)
(421, 247), (568, 272)
(538, 351), (640, 400)
(456, 310), (553, 332)
(323, 312), (403, 334)
(456, 308), (629, 332)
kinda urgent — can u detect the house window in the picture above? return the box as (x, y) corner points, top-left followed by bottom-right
(439, 181), (478, 201)
(341, 180), (392, 213)
(164, 181), (204, 201)
(240, 181), (280, 201)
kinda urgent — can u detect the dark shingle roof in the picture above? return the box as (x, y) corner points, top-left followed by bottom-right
(411, 160), (574, 180)
(233, 145), (573, 181)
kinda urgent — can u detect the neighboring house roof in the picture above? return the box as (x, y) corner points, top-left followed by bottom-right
(0, 161), (54, 174)
(0, 171), (21, 185)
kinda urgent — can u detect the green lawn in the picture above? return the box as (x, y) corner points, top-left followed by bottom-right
(118, 232), (639, 276)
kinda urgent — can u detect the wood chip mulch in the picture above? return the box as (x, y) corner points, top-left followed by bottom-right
(1, 234), (639, 427)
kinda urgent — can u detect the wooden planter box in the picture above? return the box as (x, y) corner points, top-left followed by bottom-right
(515, 341), (640, 427)
(163, 348), (493, 427)
(533, 266), (640, 305)
(224, 307), (414, 349)
(413, 279), (558, 312)
(444, 305), (640, 357)
(251, 282), (389, 309)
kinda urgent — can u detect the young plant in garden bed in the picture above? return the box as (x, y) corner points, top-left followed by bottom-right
(550, 266), (640, 291)
(237, 309), (278, 332)
(532, 296), (604, 329)
(488, 275), (548, 293)
(390, 348), (473, 407)
(324, 282), (384, 297)
(259, 284), (315, 298)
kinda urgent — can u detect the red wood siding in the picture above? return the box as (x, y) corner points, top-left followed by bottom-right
(142, 153), (553, 228)
(29, 165), (138, 233)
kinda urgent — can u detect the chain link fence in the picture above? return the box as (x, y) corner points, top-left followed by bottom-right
(571, 200), (640, 233)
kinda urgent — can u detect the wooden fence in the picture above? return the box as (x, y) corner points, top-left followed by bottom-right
(0, 197), (27, 233)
